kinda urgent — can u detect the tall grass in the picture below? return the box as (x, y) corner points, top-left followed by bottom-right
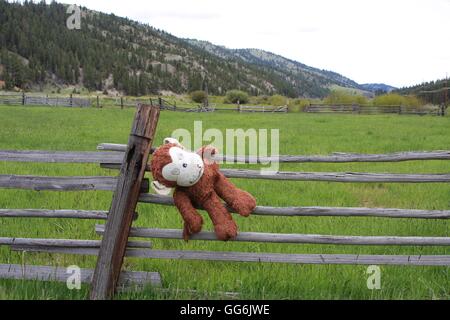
(0, 106), (449, 299)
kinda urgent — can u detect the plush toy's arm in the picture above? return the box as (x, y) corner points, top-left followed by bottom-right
(173, 189), (203, 240)
(215, 172), (256, 217)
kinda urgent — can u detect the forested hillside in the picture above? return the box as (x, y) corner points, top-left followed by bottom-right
(1, 0), (366, 97)
(394, 78), (449, 104)
(186, 39), (366, 97)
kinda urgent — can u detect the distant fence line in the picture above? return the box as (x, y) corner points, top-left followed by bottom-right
(0, 93), (91, 107)
(239, 105), (288, 113)
(0, 93), (167, 109)
(304, 104), (445, 116)
(0, 93), (446, 116)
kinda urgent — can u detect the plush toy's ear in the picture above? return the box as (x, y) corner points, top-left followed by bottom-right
(197, 145), (219, 165)
(164, 137), (184, 149)
(151, 181), (173, 195)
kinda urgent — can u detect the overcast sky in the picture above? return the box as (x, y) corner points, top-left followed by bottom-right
(57, 0), (449, 88)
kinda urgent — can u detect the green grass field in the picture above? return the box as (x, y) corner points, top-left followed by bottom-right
(0, 105), (449, 300)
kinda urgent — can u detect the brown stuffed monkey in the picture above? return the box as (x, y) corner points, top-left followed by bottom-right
(150, 138), (256, 241)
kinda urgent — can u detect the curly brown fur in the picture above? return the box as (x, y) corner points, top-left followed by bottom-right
(151, 144), (256, 241)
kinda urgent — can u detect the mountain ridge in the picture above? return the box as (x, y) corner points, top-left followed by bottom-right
(0, 1), (392, 98)
(360, 83), (397, 93)
(185, 39), (366, 94)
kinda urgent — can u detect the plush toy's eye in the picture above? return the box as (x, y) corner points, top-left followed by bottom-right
(182, 163), (187, 168)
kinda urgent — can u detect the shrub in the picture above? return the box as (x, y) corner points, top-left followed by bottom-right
(225, 90), (249, 104)
(373, 93), (423, 107)
(208, 95), (225, 104)
(372, 93), (404, 106)
(403, 95), (424, 108)
(190, 90), (207, 103)
(288, 98), (311, 112)
(269, 94), (287, 106)
(324, 90), (368, 105)
(249, 95), (269, 105)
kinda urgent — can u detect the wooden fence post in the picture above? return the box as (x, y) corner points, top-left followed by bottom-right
(22, 92), (25, 105)
(97, 96), (100, 108)
(120, 97), (124, 109)
(89, 104), (160, 300)
(158, 97), (162, 109)
(70, 94), (73, 107)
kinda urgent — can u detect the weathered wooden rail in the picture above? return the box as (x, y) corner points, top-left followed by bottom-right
(304, 104), (443, 116)
(117, 250), (450, 266)
(12, 246), (449, 266)
(0, 150), (124, 163)
(0, 209), (109, 219)
(96, 144), (450, 163)
(0, 208), (140, 220)
(139, 193), (450, 219)
(0, 104), (449, 300)
(0, 265), (161, 289)
(221, 170), (450, 183)
(0, 237), (152, 249)
(95, 225), (450, 246)
(100, 163), (450, 183)
(239, 105), (288, 113)
(0, 174), (148, 191)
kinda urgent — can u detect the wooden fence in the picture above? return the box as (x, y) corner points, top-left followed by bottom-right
(109, 97), (287, 114)
(304, 104), (444, 116)
(0, 93), (91, 107)
(239, 105), (288, 113)
(0, 104), (162, 299)
(2, 93), (444, 116)
(0, 93), (174, 110)
(0, 106), (449, 299)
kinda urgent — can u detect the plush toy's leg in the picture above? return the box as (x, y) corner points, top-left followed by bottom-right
(202, 193), (238, 241)
(215, 172), (256, 217)
(173, 190), (203, 240)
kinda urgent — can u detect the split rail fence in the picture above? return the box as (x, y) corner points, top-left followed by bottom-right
(239, 105), (288, 113)
(0, 105), (449, 299)
(0, 93), (90, 107)
(304, 104), (444, 116)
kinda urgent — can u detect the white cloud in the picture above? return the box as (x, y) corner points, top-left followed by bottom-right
(56, 0), (449, 87)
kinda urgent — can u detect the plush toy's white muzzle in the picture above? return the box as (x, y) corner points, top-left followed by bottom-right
(161, 146), (204, 187)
